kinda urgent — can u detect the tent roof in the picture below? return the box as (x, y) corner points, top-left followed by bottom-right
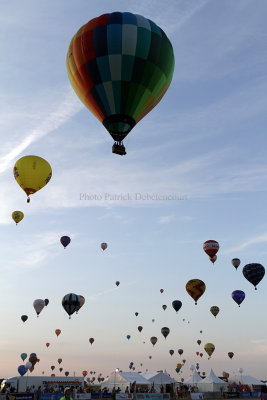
(200, 369), (227, 384)
(184, 370), (202, 384)
(229, 375), (263, 386)
(141, 371), (176, 384)
(102, 371), (150, 386)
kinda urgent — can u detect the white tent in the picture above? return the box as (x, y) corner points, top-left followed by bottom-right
(101, 371), (150, 392)
(141, 371), (178, 392)
(184, 370), (203, 385)
(228, 374), (264, 387)
(197, 369), (228, 393)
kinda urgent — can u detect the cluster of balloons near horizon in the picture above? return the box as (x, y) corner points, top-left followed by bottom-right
(66, 11), (175, 156)
(18, 353), (40, 376)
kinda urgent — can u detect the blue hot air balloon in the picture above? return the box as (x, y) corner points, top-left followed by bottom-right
(232, 290), (245, 307)
(243, 263), (265, 290)
(178, 349), (183, 356)
(126, 335), (131, 340)
(60, 236), (71, 248)
(18, 365), (27, 376)
(172, 300), (182, 313)
(21, 353), (27, 362)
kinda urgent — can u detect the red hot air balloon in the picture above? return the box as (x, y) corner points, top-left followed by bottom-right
(199, 353), (203, 358)
(138, 326), (143, 333)
(89, 338), (94, 345)
(55, 329), (61, 337)
(46, 343), (50, 348)
(82, 371), (88, 377)
(160, 289), (164, 293)
(203, 240), (219, 257)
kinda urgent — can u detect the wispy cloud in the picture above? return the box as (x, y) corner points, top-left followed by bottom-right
(222, 233), (267, 255)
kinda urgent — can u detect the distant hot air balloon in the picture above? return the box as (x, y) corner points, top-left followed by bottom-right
(82, 371), (88, 377)
(58, 358), (62, 364)
(116, 281), (120, 286)
(199, 353), (203, 358)
(150, 337), (158, 346)
(101, 243), (108, 251)
(51, 366), (55, 371)
(152, 319), (155, 323)
(196, 352), (199, 356)
(89, 338), (95, 345)
(162, 305), (167, 311)
(228, 352), (234, 359)
(169, 350), (174, 356)
(60, 236), (71, 248)
(204, 343), (215, 357)
(232, 290), (245, 307)
(59, 368), (63, 373)
(13, 155), (52, 203)
(210, 306), (220, 318)
(186, 279), (206, 305)
(18, 365), (27, 376)
(203, 240), (219, 257)
(62, 293), (80, 318)
(21, 315), (28, 323)
(21, 353), (27, 362)
(44, 299), (49, 306)
(33, 299), (45, 317)
(138, 326), (143, 333)
(197, 340), (201, 346)
(135, 312), (138, 316)
(46, 343), (50, 348)
(12, 211), (24, 225)
(178, 349), (183, 356)
(55, 329), (61, 337)
(161, 327), (170, 339)
(172, 300), (182, 313)
(160, 289), (164, 293)
(243, 263), (265, 290)
(126, 335), (131, 340)
(66, 12), (175, 155)
(65, 371), (69, 376)
(77, 295), (85, 312)
(232, 258), (240, 270)
(209, 255), (217, 264)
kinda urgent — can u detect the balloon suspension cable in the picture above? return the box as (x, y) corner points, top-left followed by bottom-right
(27, 197), (30, 203)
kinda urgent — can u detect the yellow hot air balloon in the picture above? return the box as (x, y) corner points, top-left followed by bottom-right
(210, 306), (220, 318)
(13, 156), (52, 202)
(12, 211), (24, 225)
(204, 343), (215, 357)
(186, 279), (206, 305)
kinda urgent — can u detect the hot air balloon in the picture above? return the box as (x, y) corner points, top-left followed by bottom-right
(12, 211), (24, 225)
(51, 366), (55, 371)
(209, 255), (217, 264)
(138, 326), (143, 333)
(21, 353), (27, 362)
(55, 329), (61, 337)
(200, 330), (203, 334)
(18, 365), (27, 376)
(13, 156), (52, 203)
(152, 319), (155, 323)
(160, 289), (164, 293)
(44, 299), (49, 306)
(58, 358), (62, 364)
(82, 371), (88, 377)
(161, 327), (170, 339)
(232, 258), (240, 270)
(126, 335), (131, 340)
(65, 371), (69, 376)
(178, 349), (183, 356)
(196, 352), (199, 356)
(89, 338), (95, 345)
(162, 305), (167, 311)
(101, 243), (108, 251)
(203, 240), (219, 257)
(149, 356), (152, 360)
(60, 236), (71, 248)
(210, 306), (220, 318)
(77, 295), (85, 312)
(197, 340), (201, 345)
(66, 12), (175, 156)
(199, 353), (203, 358)
(186, 279), (206, 305)
(232, 290), (245, 307)
(243, 263), (265, 290)
(116, 281), (120, 286)
(59, 368), (63, 373)
(62, 293), (80, 318)
(172, 300), (182, 313)
(150, 337), (158, 346)
(228, 352), (234, 359)
(169, 350), (174, 356)
(33, 299), (45, 317)
(21, 315), (28, 323)
(135, 312), (138, 316)
(46, 343), (50, 348)
(204, 343), (215, 357)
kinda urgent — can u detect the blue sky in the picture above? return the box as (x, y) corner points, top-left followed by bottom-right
(1, 0), (267, 382)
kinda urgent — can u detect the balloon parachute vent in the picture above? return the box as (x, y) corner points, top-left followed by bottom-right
(112, 143), (127, 156)
(27, 197), (30, 203)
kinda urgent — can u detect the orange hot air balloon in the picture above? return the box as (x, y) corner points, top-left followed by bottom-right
(55, 329), (61, 337)
(186, 279), (206, 305)
(46, 343), (50, 348)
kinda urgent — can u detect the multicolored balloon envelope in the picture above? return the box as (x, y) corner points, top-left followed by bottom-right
(186, 279), (206, 305)
(210, 306), (220, 318)
(13, 156), (52, 202)
(242, 263), (265, 290)
(204, 343), (215, 357)
(66, 12), (175, 155)
(232, 290), (245, 307)
(203, 240), (219, 257)
(101, 242), (108, 251)
(55, 329), (61, 337)
(12, 211), (24, 225)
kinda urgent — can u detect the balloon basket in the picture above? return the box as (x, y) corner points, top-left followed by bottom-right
(112, 143), (127, 156)
(27, 197), (30, 203)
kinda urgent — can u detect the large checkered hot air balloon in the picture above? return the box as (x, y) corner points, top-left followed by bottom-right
(66, 12), (175, 155)
(186, 279), (206, 305)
